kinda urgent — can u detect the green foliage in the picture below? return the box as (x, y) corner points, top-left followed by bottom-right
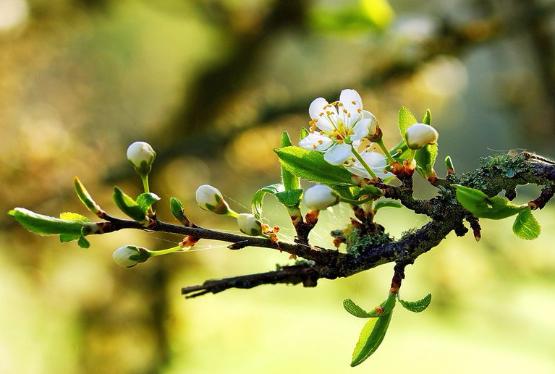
(454, 185), (524, 219)
(422, 109), (432, 125)
(513, 208), (541, 240)
(350, 293), (396, 367)
(280, 132), (300, 191)
(251, 184), (284, 219)
(397, 293), (432, 313)
(343, 299), (382, 318)
(398, 106), (417, 138)
(170, 197), (187, 224)
(113, 187), (146, 221)
(136, 192), (160, 212)
(374, 199), (402, 212)
(74, 177), (101, 214)
(8, 208), (88, 236)
(275, 190), (304, 208)
(415, 143), (438, 178)
(275, 146), (354, 185)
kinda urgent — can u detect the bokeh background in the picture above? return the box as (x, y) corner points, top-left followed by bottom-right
(1, 0), (555, 373)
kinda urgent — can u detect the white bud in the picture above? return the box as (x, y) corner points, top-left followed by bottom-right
(236, 213), (262, 236)
(126, 141), (156, 174)
(112, 245), (150, 268)
(195, 185), (230, 214)
(303, 185), (339, 211)
(405, 123), (438, 149)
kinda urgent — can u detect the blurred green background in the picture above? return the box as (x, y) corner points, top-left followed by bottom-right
(1, 0), (555, 373)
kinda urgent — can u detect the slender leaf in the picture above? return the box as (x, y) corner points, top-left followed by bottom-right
(398, 293), (432, 313)
(374, 199), (402, 211)
(398, 106), (417, 138)
(280, 132), (301, 191)
(8, 208), (85, 236)
(454, 185), (524, 219)
(136, 192), (160, 212)
(351, 311), (393, 366)
(422, 109), (432, 125)
(275, 146), (354, 185)
(275, 189), (303, 208)
(415, 143), (438, 178)
(343, 299), (382, 318)
(113, 187), (146, 221)
(251, 184), (284, 219)
(513, 208), (541, 240)
(74, 177), (102, 214)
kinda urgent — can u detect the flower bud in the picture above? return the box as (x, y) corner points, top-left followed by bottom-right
(112, 245), (150, 268)
(236, 213), (262, 236)
(405, 123), (438, 149)
(303, 185), (339, 211)
(126, 141), (156, 175)
(195, 185), (230, 214)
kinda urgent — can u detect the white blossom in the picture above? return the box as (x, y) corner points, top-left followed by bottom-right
(405, 123), (438, 149)
(236, 213), (262, 236)
(126, 141), (156, 171)
(299, 89), (377, 165)
(195, 185), (230, 214)
(112, 245), (149, 268)
(303, 185), (339, 211)
(345, 150), (392, 180)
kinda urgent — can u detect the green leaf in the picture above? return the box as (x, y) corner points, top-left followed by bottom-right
(136, 192), (160, 213)
(251, 184), (284, 219)
(415, 143), (438, 178)
(275, 189), (303, 208)
(300, 127), (309, 140)
(169, 197), (188, 225)
(398, 106), (417, 138)
(422, 109), (432, 125)
(343, 299), (383, 318)
(59, 212), (90, 223)
(8, 208), (86, 236)
(60, 233), (80, 243)
(77, 236), (90, 248)
(74, 177), (102, 214)
(398, 293), (432, 313)
(454, 185), (524, 219)
(275, 146), (354, 185)
(351, 310), (394, 367)
(280, 132), (301, 191)
(513, 208), (541, 240)
(374, 199), (402, 211)
(113, 187), (146, 221)
(445, 155), (455, 172)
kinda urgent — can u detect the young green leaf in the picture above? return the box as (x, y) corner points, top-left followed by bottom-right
(113, 187), (146, 221)
(251, 184), (285, 219)
(136, 192), (160, 213)
(454, 185), (524, 219)
(275, 189), (303, 208)
(351, 311), (393, 366)
(77, 236), (91, 248)
(512, 208), (541, 240)
(74, 177), (102, 215)
(8, 208), (86, 236)
(422, 109), (432, 125)
(414, 143), (438, 178)
(169, 197), (189, 225)
(398, 106), (417, 138)
(374, 199), (402, 212)
(59, 212), (90, 223)
(275, 146), (354, 185)
(397, 293), (432, 313)
(280, 132), (301, 191)
(343, 299), (383, 318)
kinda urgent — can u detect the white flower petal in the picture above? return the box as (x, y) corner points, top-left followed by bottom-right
(309, 97), (329, 119)
(299, 132), (333, 152)
(351, 110), (377, 140)
(339, 89), (362, 110)
(324, 143), (352, 165)
(339, 89), (363, 127)
(346, 151), (392, 179)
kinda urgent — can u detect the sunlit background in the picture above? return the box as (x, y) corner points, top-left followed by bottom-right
(1, 0), (555, 373)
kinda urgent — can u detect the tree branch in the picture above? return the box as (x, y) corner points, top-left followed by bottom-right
(90, 152), (555, 297)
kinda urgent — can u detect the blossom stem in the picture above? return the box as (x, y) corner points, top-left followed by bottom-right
(339, 196), (375, 205)
(141, 175), (150, 193)
(376, 139), (396, 164)
(148, 245), (184, 257)
(351, 147), (379, 179)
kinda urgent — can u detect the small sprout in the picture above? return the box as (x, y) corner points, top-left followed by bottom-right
(303, 185), (339, 211)
(195, 185), (234, 215)
(126, 141), (156, 176)
(236, 213), (262, 236)
(405, 123), (438, 150)
(112, 245), (150, 268)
